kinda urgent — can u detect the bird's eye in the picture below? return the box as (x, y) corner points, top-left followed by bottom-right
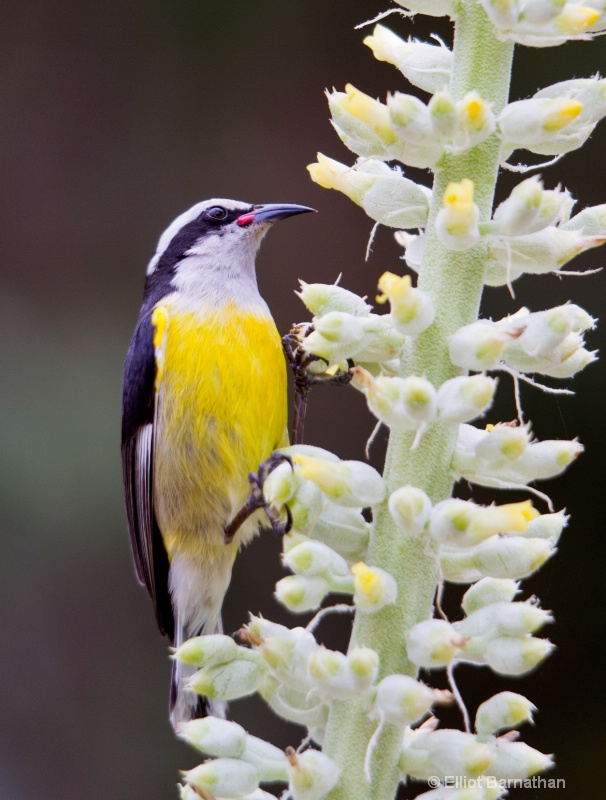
(206, 206), (228, 221)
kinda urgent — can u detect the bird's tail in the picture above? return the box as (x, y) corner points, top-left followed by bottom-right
(170, 617), (227, 731)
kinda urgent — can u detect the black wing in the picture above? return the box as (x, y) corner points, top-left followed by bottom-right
(121, 312), (174, 641)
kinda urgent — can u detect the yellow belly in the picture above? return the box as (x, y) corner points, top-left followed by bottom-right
(153, 300), (288, 562)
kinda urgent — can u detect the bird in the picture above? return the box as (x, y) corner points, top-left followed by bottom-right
(121, 198), (315, 728)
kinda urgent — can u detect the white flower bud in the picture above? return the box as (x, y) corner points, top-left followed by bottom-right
(462, 578), (520, 614)
(306, 503), (370, 562)
(489, 175), (544, 235)
(480, 0), (601, 47)
(523, 509), (568, 542)
(436, 375), (497, 423)
(448, 320), (516, 371)
(441, 536), (554, 583)
(489, 739), (554, 779)
(304, 311), (405, 365)
(484, 636), (554, 675)
(283, 540), (350, 580)
(288, 749), (341, 800)
(485, 176), (573, 236)
(372, 674), (452, 725)
(262, 460), (298, 510)
(484, 226), (605, 286)
(406, 619), (465, 668)
(436, 179), (481, 250)
(253, 625), (319, 693)
(473, 423), (531, 465)
(429, 499), (539, 548)
(261, 680), (329, 733)
(296, 280), (372, 318)
(402, 729), (494, 780)
(376, 271), (435, 336)
(387, 91), (434, 140)
(428, 90), (458, 140)
(308, 646), (379, 700)
(304, 310), (382, 361)
(532, 342), (597, 379)
(388, 485), (432, 535)
(275, 574), (331, 613)
(354, 319), (407, 363)
(177, 717), (247, 757)
(328, 84), (395, 159)
(504, 326), (595, 378)
(308, 154), (431, 229)
(287, 478), (328, 534)
(241, 735), (289, 782)
(504, 302), (594, 358)
(351, 562), (398, 612)
(455, 601), (552, 637)
(293, 453), (385, 507)
(475, 691), (536, 737)
(562, 201), (606, 235)
(454, 424), (582, 488)
(499, 96), (586, 151)
(172, 634), (239, 668)
(352, 367), (438, 430)
(364, 25), (452, 94)
(247, 615), (299, 642)
(183, 758), (260, 799)
(514, 438), (583, 481)
(470, 535), (555, 580)
(187, 652), (266, 701)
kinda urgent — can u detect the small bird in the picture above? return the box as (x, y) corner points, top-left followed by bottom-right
(121, 198), (314, 728)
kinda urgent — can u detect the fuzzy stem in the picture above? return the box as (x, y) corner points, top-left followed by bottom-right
(322, 6), (514, 799)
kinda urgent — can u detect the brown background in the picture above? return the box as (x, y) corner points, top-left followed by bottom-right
(0, 2), (604, 798)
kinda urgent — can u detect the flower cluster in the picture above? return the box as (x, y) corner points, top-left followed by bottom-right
(172, 5), (602, 800)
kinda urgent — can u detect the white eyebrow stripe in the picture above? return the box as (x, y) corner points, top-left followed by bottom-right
(146, 198), (252, 275)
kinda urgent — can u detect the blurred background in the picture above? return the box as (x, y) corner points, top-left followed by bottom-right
(0, 1), (604, 798)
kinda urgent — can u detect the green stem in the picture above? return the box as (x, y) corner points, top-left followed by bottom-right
(322, 5), (514, 800)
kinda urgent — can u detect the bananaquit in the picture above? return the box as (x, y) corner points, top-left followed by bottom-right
(121, 199), (314, 728)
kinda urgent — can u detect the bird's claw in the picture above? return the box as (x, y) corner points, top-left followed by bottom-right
(224, 452), (294, 543)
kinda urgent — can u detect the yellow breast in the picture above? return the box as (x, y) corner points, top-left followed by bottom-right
(152, 298), (288, 561)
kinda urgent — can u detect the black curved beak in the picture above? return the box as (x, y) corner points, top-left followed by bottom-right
(237, 203), (316, 227)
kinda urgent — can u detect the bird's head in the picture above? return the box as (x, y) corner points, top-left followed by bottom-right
(144, 198), (315, 301)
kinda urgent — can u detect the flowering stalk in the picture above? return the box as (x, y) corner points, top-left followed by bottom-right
(173, 2), (603, 799)
(320, 7), (515, 799)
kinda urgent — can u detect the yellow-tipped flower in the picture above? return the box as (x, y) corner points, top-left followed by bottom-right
(330, 83), (396, 145)
(498, 97), (584, 147)
(436, 178), (481, 250)
(351, 562), (397, 612)
(307, 153), (372, 201)
(454, 91), (496, 151)
(307, 154), (431, 229)
(363, 25), (452, 94)
(460, 92), (491, 132)
(480, 0), (602, 45)
(543, 98), (583, 131)
(292, 453), (385, 507)
(554, 5), (600, 34)
(376, 271), (435, 336)
(429, 498), (540, 548)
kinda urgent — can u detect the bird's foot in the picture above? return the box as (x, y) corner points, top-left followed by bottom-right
(223, 452), (294, 543)
(283, 326), (354, 445)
